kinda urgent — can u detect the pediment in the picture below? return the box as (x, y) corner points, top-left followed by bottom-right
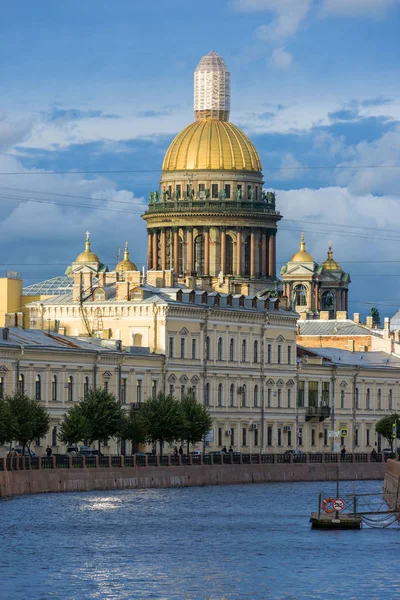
(179, 375), (188, 383)
(191, 375), (200, 383)
(277, 379), (285, 386)
(102, 371), (112, 378)
(0, 365), (8, 372)
(285, 264), (316, 276)
(287, 379), (295, 386)
(276, 335), (285, 342)
(266, 378), (275, 385)
(168, 374), (177, 382)
(179, 327), (189, 335)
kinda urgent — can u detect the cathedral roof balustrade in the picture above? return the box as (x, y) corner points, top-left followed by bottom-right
(145, 198), (279, 216)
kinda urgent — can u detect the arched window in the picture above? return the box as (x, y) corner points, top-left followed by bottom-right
(253, 385), (258, 407)
(229, 338), (235, 362)
(244, 236), (251, 276)
(206, 336), (211, 361)
(205, 382), (210, 406)
(35, 375), (41, 401)
(254, 340), (258, 363)
(18, 374), (24, 394)
(194, 234), (205, 275)
(218, 383), (223, 407)
(230, 383), (235, 407)
(340, 389), (345, 408)
(321, 290), (335, 311)
(52, 375), (58, 402)
(217, 337), (223, 361)
(84, 376), (90, 398)
(294, 284), (307, 306)
(389, 389), (393, 410)
(366, 388), (370, 409)
(241, 384), (247, 407)
(242, 339), (247, 362)
(68, 376), (74, 402)
(378, 388), (382, 410)
(225, 235), (233, 274)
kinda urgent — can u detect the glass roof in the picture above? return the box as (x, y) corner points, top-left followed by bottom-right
(22, 276), (74, 296)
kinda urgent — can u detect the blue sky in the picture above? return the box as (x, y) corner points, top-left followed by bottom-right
(1, 0), (400, 318)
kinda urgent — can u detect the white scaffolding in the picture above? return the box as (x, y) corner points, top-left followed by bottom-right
(194, 51), (230, 121)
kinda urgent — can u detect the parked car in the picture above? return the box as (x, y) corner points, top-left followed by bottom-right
(78, 446), (103, 457)
(382, 448), (395, 461)
(15, 448), (36, 457)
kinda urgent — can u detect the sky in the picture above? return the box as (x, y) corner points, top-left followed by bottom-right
(1, 0), (400, 318)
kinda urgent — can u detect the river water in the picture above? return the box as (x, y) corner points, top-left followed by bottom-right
(1, 480), (399, 600)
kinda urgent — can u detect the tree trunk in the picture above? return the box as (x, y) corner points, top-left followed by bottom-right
(187, 440), (190, 455)
(159, 438), (163, 457)
(98, 440), (101, 453)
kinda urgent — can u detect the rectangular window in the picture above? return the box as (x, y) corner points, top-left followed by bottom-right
(104, 381), (109, 392)
(254, 428), (259, 446)
(137, 380), (142, 403)
(198, 183), (205, 192)
(355, 428), (359, 447)
(298, 427), (303, 446)
(267, 388), (271, 408)
(297, 381), (305, 407)
(242, 427), (247, 447)
(168, 185), (172, 197)
(192, 386), (197, 400)
(225, 184), (231, 199)
(311, 429), (316, 446)
(52, 427), (57, 447)
(267, 426), (272, 446)
(277, 428), (282, 447)
(287, 429), (292, 446)
(287, 346), (292, 365)
(322, 382), (330, 405)
(169, 384), (175, 396)
(267, 344), (272, 363)
(169, 337), (174, 358)
(180, 384), (185, 398)
(277, 345), (281, 364)
(277, 389), (281, 408)
(218, 427), (222, 447)
(309, 381), (318, 408)
(152, 380), (157, 399)
(230, 428), (235, 447)
(212, 184), (219, 198)
(341, 389), (345, 409)
(180, 338), (185, 359)
(366, 429), (370, 446)
(192, 338), (197, 359)
(287, 389), (292, 408)
(120, 379), (127, 403)
(0, 377), (4, 399)
(324, 428), (328, 446)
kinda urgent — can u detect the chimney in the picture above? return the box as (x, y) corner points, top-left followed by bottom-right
(384, 317), (390, 340)
(366, 316), (373, 328)
(116, 281), (130, 301)
(353, 313), (360, 324)
(320, 311), (330, 321)
(73, 272), (83, 302)
(347, 339), (355, 352)
(336, 311), (347, 321)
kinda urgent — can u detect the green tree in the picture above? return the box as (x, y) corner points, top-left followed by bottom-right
(2, 392), (50, 456)
(375, 413), (400, 449)
(0, 399), (17, 447)
(58, 404), (89, 447)
(370, 307), (381, 328)
(181, 394), (213, 454)
(119, 407), (148, 451)
(141, 392), (186, 455)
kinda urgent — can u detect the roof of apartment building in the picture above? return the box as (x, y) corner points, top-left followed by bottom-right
(297, 319), (378, 337)
(298, 346), (400, 369)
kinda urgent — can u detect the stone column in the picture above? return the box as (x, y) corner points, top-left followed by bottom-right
(220, 228), (226, 274)
(314, 283), (319, 312)
(268, 232), (276, 278)
(160, 229), (166, 270)
(204, 228), (210, 275)
(261, 232), (267, 278)
(342, 290), (346, 314)
(250, 231), (256, 278)
(152, 229), (158, 270)
(173, 228), (179, 273)
(187, 228), (193, 275)
(336, 290), (341, 312)
(147, 230), (153, 270)
(236, 228), (242, 276)
(345, 289), (349, 313)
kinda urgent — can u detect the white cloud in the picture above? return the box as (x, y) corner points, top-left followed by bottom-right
(277, 153), (303, 179)
(0, 115), (33, 151)
(270, 47), (294, 69)
(252, 0), (312, 41)
(321, 0), (399, 17)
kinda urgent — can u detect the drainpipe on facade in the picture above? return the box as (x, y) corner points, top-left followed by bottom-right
(93, 351), (100, 389)
(353, 366), (360, 452)
(260, 313), (268, 453)
(331, 365), (337, 452)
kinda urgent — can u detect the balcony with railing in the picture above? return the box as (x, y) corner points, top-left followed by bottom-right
(305, 405), (331, 422)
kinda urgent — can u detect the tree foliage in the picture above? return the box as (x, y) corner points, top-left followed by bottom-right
(375, 413), (400, 448)
(141, 392), (186, 454)
(370, 306), (381, 327)
(180, 394), (212, 453)
(119, 407), (148, 447)
(58, 404), (89, 446)
(0, 392), (50, 455)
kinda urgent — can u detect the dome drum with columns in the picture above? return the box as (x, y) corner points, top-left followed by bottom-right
(142, 51), (281, 294)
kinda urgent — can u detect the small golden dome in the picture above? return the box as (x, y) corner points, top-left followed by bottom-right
(116, 242), (137, 272)
(290, 232), (315, 263)
(322, 242), (342, 271)
(162, 120), (262, 172)
(75, 232), (101, 263)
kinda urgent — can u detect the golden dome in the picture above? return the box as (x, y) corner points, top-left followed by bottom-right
(322, 242), (342, 271)
(162, 120), (262, 172)
(116, 242), (137, 272)
(75, 232), (101, 263)
(290, 232), (315, 263)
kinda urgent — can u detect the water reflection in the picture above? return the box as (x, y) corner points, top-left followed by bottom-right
(0, 481), (399, 600)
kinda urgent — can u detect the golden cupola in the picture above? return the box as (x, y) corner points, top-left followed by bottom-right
(116, 242), (137, 272)
(290, 233), (315, 263)
(322, 242), (342, 271)
(75, 231), (101, 264)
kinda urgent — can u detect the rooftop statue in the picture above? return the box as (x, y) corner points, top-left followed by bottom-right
(205, 188), (210, 200)
(220, 189), (226, 201)
(236, 187), (242, 201)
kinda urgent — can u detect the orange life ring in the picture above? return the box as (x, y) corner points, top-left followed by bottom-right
(322, 498), (335, 513)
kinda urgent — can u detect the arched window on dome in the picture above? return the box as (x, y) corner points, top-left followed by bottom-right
(194, 234), (205, 276)
(321, 290), (335, 311)
(294, 284), (307, 307)
(225, 235), (233, 274)
(244, 236), (251, 276)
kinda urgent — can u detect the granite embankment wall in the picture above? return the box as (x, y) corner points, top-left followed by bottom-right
(0, 463), (386, 499)
(383, 460), (400, 509)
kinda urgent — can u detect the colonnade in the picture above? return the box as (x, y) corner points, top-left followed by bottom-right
(282, 282), (349, 314)
(147, 226), (277, 279)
